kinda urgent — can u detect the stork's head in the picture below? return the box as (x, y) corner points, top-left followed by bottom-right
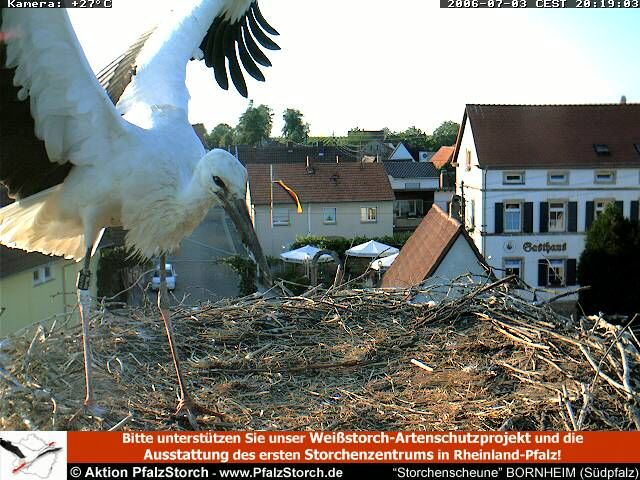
(199, 149), (272, 288)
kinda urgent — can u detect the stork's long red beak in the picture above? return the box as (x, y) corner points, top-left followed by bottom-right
(223, 196), (273, 289)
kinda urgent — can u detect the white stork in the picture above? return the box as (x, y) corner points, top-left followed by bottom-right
(0, 0), (278, 427)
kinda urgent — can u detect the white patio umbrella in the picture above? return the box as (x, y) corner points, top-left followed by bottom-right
(369, 252), (399, 271)
(345, 240), (399, 258)
(280, 245), (333, 264)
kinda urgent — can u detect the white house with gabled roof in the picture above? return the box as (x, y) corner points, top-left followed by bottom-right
(453, 103), (640, 303)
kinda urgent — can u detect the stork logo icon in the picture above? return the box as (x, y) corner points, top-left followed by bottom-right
(0, 433), (65, 478)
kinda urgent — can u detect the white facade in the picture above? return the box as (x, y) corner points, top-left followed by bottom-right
(456, 117), (640, 301)
(387, 176), (439, 190)
(252, 201), (394, 256)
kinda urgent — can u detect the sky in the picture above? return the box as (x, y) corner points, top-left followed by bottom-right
(68, 1), (640, 137)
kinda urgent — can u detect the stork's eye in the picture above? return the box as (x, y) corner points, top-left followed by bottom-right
(212, 176), (225, 189)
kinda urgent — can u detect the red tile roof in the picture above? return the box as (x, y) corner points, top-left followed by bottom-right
(430, 146), (455, 169)
(247, 163), (395, 205)
(381, 205), (485, 288)
(455, 104), (640, 169)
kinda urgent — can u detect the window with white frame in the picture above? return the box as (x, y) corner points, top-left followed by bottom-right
(594, 170), (615, 184)
(503, 171), (525, 185)
(465, 150), (471, 171)
(272, 208), (290, 226)
(547, 259), (565, 287)
(594, 199), (614, 217)
(360, 206), (377, 223)
(465, 199), (475, 228)
(322, 207), (336, 224)
(548, 201), (566, 232)
(394, 199), (423, 218)
(32, 265), (53, 286)
(548, 171), (568, 185)
(504, 258), (523, 279)
(504, 202), (522, 232)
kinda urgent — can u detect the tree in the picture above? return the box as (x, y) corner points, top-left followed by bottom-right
(578, 204), (640, 316)
(235, 101), (273, 146)
(205, 123), (235, 148)
(282, 108), (310, 143)
(430, 120), (460, 150)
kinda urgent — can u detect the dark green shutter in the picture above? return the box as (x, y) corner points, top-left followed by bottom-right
(523, 202), (533, 233)
(538, 259), (548, 287)
(585, 201), (594, 230)
(615, 201), (624, 215)
(631, 200), (639, 224)
(566, 259), (577, 286)
(495, 203), (503, 233)
(568, 202), (577, 232)
(539, 202), (548, 233)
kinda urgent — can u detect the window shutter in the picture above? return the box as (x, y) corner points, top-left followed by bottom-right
(539, 202), (548, 233)
(631, 200), (639, 224)
(538, 259), (548, 287)
(566, 259), (577, 286)
(495, 203), (503, 233)
(523, 202), (533, 233)
(568, 202), (578, 232)
(585, 201), (594, 230)
(615, 201), (624, 215)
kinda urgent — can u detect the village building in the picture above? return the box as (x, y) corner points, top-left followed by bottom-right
(246, 162), (395, 256)
(453, 103), (640, 302)
(381, 205), (489, 296)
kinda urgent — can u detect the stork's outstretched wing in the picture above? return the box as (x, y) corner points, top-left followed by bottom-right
(199, 0), (280, 97)
(116, 0), (279, 116)
(0, 8), (131, 199)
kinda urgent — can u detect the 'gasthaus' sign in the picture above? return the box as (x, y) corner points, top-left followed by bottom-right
(503, 240), (568, 254)
(523, 241), (567, 253)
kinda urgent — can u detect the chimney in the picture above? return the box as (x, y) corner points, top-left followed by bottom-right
(305, 156), (315, 174)
(620, 95), (627, 104)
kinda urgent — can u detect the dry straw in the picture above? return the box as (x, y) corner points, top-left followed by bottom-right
(1, 276), (638, 431)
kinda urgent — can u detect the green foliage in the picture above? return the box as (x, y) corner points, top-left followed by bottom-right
(290, 232), (411, 259)
(282, 108), (310, 143)
(578, 204), (640, 316)
(235, 101), (273, 146)
(219, 256), (257, 296)
(205, 123), (235, 148)
(430, 120), (460, 150)
(96, 247), (150, 302)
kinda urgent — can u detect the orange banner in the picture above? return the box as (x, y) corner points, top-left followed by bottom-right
(67, 431), (640, 464)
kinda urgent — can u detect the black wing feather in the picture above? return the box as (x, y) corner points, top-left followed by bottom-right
(251, 2), (279, 36)
(247, 8), (280, 51)
(198, 1), (278, 96)
(224, 23), (247, 97)
(241, 15), (272, 67)
(237, 26), (265, 82)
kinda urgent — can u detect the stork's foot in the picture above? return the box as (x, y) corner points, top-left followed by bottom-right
(67, 400), (107, 426)
(174, 397), (224, 430)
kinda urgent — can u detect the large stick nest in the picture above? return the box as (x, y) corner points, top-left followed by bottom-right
(1, 278), (639, 431)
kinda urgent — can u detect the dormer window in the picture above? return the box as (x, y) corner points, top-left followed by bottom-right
(548, 171), (568, 185)
(634, 143), (640, 154)
(594, 170), (615, 184)
(593, 144), (610, 156)
(503, 171), (525, 185)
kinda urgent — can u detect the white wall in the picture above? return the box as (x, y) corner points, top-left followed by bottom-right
(417, 235), (488, 302)
(388, 176), (439, 190)
(253, 201), (394, 256)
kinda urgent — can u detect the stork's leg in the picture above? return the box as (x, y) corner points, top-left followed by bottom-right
(69, 249), (105, 421)
(156, 254), (223, 429)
